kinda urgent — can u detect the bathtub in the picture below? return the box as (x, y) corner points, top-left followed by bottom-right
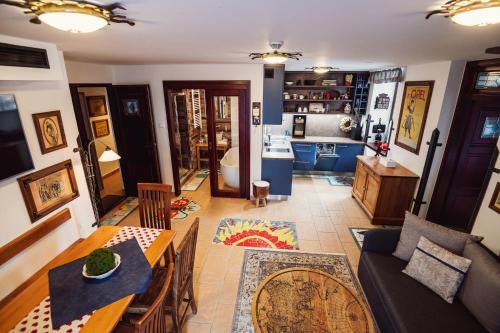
(220, 147), (239, 189)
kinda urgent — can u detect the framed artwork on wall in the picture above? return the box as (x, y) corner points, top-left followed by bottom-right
(123, 99), (140, 116)
(92, 119), (110, 138)
(17, 160), (79, 223)
(489, 182), (500, 214)
(395, 81), (434, 154)
(32, 110), (68, 154)
(86, 95), (107, 117)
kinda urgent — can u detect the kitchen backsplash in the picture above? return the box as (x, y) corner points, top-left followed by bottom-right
(269, 114), (352, 137)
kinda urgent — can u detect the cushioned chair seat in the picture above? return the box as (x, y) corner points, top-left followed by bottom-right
(358, 252), (486, 333)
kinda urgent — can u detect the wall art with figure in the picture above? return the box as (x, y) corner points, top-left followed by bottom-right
(32, 111), (67, 154)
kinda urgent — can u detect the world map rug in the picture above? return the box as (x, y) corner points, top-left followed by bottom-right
(170, 197), (201, 220)
(213, 218), (299, 250)
(181, 169), (209, 191)
(100, 197), (138, 226)
(231, 249), (374, 333)
(349, 227), (372, 249)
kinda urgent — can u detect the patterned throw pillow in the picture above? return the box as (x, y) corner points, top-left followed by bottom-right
(403, 236), (472, 304)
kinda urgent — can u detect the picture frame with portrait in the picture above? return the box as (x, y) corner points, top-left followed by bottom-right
(123, 99), (140, 116)
(86, 95), (108, 117)
(489, 182), (500, 214)
(32, 110), (68, 154)
(17, 160), (79, 223)
(92, 119), (110, 138)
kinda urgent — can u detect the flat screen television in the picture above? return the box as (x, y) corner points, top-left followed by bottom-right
(0, 94), (34, 181)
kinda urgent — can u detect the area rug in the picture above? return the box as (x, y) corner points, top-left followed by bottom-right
(181, 169), (209, 191)
(100, 197), (139, 226)
(213, 218), (299, 250)
(349, 227), (372, 249)
(231, 249), (372, 333)
(328, 175), (355, 186)
(170, 197), (201, 220)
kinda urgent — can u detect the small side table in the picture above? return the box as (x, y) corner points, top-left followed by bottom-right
(253, 180), (270, 207)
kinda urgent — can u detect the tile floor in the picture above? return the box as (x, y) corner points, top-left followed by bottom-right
(119, 176), (374, 333)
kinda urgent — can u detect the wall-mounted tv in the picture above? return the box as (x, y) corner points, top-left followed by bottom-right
(0, 94), (34, 181)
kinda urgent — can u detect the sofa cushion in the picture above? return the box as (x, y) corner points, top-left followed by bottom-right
(359, 251), (486, 333)
(393, 211), (483, 261)
(403, 236), (471, 303)
(458, 241), (500, 333)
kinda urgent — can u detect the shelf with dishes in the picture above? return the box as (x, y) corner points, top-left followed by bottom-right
(284, 99), (352, 103)
(283, 111), (348, 115)
(284, 85), (355, 89)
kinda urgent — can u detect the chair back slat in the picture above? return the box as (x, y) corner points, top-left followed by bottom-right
(138, 183), (172, 230)
(173, 219), (199, 313)
(134, 263), (174, 333)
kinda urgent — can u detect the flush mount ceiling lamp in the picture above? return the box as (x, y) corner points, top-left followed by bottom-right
(306, 66), (339, 74)
(426, 0), (500, 26)
(249, 41), (302, 64)
(0, 0), (135, 33)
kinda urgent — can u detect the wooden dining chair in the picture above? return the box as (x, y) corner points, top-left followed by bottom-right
(114, 263), (174, 333)
(137, 183), (173, 230)
(165, 218), (199, 333)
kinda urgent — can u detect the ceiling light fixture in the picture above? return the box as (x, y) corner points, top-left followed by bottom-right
(0, 0), (135, 33)
(249, 42), (302, 64)
(426, 0), (500, 27)
(306, 66), (338, 74)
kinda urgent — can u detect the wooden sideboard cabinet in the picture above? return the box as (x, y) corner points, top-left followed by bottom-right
(352, 156), (419, 225)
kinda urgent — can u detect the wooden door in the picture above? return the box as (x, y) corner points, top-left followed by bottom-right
(428, 59), (500, 231)
(353, 161), (367, 199)
(110, 85), (161, 196)
(363, 174), (380, 214)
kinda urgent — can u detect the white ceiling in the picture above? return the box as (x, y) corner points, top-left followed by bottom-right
(1, 0), (499, 70)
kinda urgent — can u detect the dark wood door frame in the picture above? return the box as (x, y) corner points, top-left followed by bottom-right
(427, 59), (500, 232)
(162, 81), (251, 199)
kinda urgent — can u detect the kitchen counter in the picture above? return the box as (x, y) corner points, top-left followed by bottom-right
(290, 136), (363, 144)
(261, 140), (295, 160)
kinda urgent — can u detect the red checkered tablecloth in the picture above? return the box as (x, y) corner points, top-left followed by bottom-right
(10, 227), (163, 333)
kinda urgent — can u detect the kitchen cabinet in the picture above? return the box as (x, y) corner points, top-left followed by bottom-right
(291, 143), (316, 170)
(352, 156), (419, 225)
(333, 144), (365, 172)
(262, 158), (293, 195)
(263, 64), (285, 124)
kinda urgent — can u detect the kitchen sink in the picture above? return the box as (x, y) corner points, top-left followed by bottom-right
(266, 147), (290, 153)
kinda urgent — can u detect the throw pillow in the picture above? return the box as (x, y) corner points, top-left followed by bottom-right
(393, 211), (483, 261)
(458, 240), (500, 333)
(403, 236), (472, 304)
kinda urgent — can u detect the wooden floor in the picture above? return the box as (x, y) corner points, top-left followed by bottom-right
(118, 176), (374, 333)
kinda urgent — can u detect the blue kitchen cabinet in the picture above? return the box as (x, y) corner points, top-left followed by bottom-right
(292, 143), (316, 170)
(334, 144), (365, 172)
(261, 158), (293, 195)
(263, 64), (285, 125)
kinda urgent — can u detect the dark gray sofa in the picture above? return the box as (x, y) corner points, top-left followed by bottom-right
(358, 228), (487, 333)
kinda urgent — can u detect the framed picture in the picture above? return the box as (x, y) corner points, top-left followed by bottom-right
(309, 102), (324, 113)
(92, 119), (110, 138)
(123, 99), (140, 116)
(489, 182), (500, 214)
(86, 95), (107, 117)
(32, 111), (68, 154)
(375, 93), (390, 109)
(17, 160), (79, 223)
(395, 81), (434, 154)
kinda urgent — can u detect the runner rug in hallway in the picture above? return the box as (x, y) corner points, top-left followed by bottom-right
(213, 218), (299, 250)
(170, 197), (201, 220)
(181, 169), (209, 191)
(100, 197), (138, 226)
(232, 249), (372, 333)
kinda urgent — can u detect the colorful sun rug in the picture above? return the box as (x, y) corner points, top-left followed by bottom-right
(170, 197), (201, 220)
(181, 169), (209, 191)
(213, 218), (299, 250)
(100, 197), (139, 226)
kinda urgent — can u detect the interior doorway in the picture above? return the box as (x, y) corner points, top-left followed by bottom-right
(163, 81), (250, 199)
(69, 83), (162, 218)
(427, 58), (500, 231)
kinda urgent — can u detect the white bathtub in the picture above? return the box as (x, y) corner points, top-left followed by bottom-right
(220, 147), (239, 189)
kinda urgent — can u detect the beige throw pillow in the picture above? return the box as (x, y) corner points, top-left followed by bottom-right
(403, 236), (472, 304)
(393, 211), (483, 261)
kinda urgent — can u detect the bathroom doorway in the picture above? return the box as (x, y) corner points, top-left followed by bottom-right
(163, 81), (250, 199)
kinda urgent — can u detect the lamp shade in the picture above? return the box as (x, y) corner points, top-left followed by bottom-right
(39, 11), (108, 33)
(98, 147), (121, 162)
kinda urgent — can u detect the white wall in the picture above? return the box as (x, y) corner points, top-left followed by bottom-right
(110, 64), (264, 190)
(387, 60), (465, 217)
(65, 60), (113, 83)
(0, 37), (95, 299)
(472, 138), (500, 255)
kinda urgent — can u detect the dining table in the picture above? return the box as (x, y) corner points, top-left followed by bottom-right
(0, 225), (176, 333)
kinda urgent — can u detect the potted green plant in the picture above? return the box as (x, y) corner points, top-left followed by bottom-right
(82, 248), (121, 279)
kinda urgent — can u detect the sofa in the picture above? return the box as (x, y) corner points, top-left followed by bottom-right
(358, 228), (491, 333)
